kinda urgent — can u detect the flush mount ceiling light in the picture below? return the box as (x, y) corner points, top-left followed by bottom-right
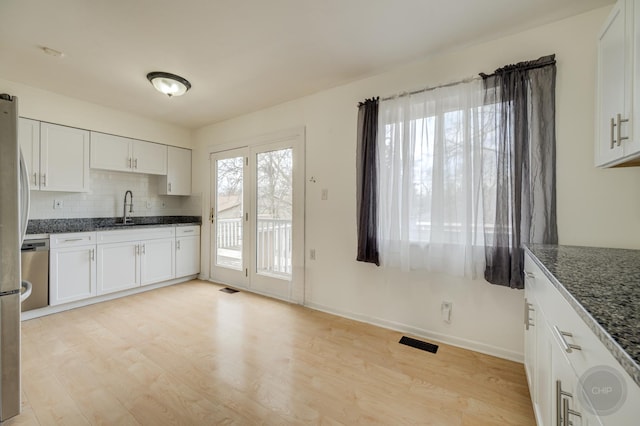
(146, 72), (191, 97)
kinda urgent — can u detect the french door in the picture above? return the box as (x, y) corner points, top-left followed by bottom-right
(209, 131), (304, 303)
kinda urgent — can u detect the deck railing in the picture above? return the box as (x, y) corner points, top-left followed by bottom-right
(216, 218), (292, 276)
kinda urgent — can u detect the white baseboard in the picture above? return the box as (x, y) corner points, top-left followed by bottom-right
(305, 301), (524, 364)
(21, 275), (198, 321)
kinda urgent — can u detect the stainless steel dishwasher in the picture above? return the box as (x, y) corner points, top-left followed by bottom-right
(20, 238), (49, 312)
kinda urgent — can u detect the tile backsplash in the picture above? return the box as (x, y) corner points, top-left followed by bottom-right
(29, 170), (201, 220)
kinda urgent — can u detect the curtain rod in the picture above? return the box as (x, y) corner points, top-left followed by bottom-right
(480, 55), (556, 79)
(380, 76), (481, 102)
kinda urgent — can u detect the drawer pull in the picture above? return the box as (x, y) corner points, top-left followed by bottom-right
(182, 229), (194, 233)
(524, 271), (535, 279)
(63, 238), (84, 242)
(553, 325), (582, 353)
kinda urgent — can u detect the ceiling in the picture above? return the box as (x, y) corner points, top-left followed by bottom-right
(0, 0), (613, 129)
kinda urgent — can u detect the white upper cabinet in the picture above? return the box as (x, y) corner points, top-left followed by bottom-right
(36, 122), (90, 192)
(90, 132), (131, 172)
(596, 0), (640, 167)
(90, 131), (167, 175)
(159, 146), (192, 195)
(18, 118), (40, 190)
(20, 119), (91, 192)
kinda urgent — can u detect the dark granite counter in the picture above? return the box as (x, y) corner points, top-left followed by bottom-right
(26, 216), (201, 235)
(525, 244), (640, 388)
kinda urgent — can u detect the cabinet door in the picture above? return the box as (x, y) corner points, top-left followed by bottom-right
(18, 118), (40, 190)
(132, 140), (167, 175)
(50, 246), (96, 305)
(90, 132), (132, 172)
(140, 237), (175, 285)
(535, 310), (554, 426)
(40, 123), (90, 192)
(96, 241), (139, 295)
(596, 0), (632, 166)
(176, 235), (200, 277)
(160, 146), (191, 195)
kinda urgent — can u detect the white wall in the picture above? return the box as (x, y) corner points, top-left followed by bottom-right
(193, 6), (628, 361)
(0, 77), (191, 148)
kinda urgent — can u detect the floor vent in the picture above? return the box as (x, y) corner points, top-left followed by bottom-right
(220, 287), (239, 294)
(399, 336), (439, 354)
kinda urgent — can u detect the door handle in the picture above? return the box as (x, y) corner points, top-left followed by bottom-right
(611, 117), (617, 149)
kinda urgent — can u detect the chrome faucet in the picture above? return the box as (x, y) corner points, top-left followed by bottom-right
(123, 190), (133, 224)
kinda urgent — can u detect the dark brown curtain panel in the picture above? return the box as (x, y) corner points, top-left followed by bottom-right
(356, 97), (380, 266)
(481, 55), (558, 289)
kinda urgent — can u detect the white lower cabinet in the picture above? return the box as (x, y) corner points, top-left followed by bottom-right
(50, 225), (198, 305)
(140, 238), (175, 285)
(49, 232), (97, 305)
(96, 227), (176, 296)
(96, 242), (139, 295)
(524, 252), (640, 426)
(175, 226), (200, 277)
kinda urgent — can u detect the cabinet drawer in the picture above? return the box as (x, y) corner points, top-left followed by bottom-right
(176, 225), (200, 237)
(50, 232), (97, 248)
(97, 226), (175, 244)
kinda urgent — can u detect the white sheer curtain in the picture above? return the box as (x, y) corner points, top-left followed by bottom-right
(376, 79), (488, 278)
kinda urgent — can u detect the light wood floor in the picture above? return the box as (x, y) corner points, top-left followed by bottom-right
(6, 280), (535, 425)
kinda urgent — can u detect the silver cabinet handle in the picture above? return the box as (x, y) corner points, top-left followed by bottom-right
(611, 117), (617, 149)
(562, 397), (582, 425)
(524, 271), (535, 279)
(524, 299), (534, 330)
(142, 243), (145, 254)
(136, 244), (140, 255)
(176, 240), (181, 250)
(182, 229), (194, 233)
(64, 238), (83, 242)
(617, 113), (629, 147)
(33, 172), (38, 186)
(41, 173), (46, 187)
(168, 182), (172, 193)
(134, 158), (138, 169)
(91, 248), (95, 261)
(128, 157), (132, 168)
(553, 325), (582, 353)
(556, 381), (573, 426)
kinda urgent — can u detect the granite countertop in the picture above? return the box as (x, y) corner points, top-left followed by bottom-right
(26, 216), (202, 235)
(525, 244), (640, 387)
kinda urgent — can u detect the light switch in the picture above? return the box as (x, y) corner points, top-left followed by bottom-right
(321, 189), (328, 200)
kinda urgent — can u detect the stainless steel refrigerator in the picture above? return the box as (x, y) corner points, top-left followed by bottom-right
(0, 93), (30, 421)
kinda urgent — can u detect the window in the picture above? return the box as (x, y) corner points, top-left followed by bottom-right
(376, 79), (496, 277)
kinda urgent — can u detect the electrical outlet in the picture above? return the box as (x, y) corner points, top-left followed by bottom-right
(310, 249), (316, 260)
(441, 301), (452, 323)
(53, 200), (63, 209)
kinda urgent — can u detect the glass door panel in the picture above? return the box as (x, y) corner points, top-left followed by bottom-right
(215, 156), (244, 270)
(255, 148), (293, 278)
(210, 148), (248, 288)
